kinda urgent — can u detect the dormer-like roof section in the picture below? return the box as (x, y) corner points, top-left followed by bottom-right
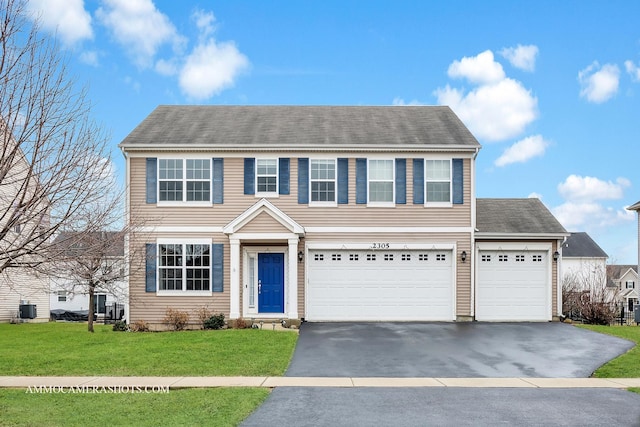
(119, 105), (481, 152)
(562, 232), (608, 258)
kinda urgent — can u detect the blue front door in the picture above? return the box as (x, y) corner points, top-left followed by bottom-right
(258, 253), (285, 313)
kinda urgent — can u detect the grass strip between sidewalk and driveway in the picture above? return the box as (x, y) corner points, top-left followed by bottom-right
(577, 325), (640, 378)
(0, 322), (298, 376)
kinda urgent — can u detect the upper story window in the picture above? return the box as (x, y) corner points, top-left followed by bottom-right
(256, 159), (278, 195)
(425, 159), (451, 204)
(626, 281), (635, 289)
(368, 159), (394, 204)
(158, 159), (210, 202)
(310, 159), (336, 203)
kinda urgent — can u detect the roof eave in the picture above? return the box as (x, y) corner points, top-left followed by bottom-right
(118, 143), (481, 153)
(475, 232), (570, 240)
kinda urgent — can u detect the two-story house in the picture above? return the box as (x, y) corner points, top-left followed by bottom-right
(119, 106), (567, 329)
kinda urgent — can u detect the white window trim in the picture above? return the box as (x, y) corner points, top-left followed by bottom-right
(367, 158), (395, 207)
(157, 158), (212, 206)
(309, 158), (338, 207)
(254, 158), (279, 198)
(425, 158), (453, 207)
(156, 238), (213, 296)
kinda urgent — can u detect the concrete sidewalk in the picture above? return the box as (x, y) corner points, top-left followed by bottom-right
(2, 376), (640, 389)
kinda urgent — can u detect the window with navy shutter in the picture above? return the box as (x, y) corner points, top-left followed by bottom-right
(212, 158), (224, 204)
(244, 158), (255, 195)
(355, 158), (367, 204)
(395, 159), (406, 204)
(279, 158), (290, 195)
(298, 158), (309, 204)
(212, 243), (224, 292)
(452, 158), (463, 204)
(145, 243), (156, 292)
(413, 159), (424, 204)
(145, 158), (157, 204)
(337, 158), (348, 204)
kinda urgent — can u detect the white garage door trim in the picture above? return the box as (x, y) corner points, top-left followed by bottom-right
(475, 242), (552, 322)
(305, 243), (456, 322)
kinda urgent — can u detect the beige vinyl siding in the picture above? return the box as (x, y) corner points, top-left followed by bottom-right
(130, 156), (473, 228)
(238, 212), (292, 234)
(0, 270), (50, 322)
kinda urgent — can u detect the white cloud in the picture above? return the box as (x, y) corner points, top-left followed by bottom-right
(392, 98), (425, 106)
(193, 9), (216, 39)
(447, 50), (505, 84)
(578, 62), (620, 103)
(553, 202), (634, 229)
(528, 192), (543, 200)
(155, 58), (178, 76)
(178, 40), (249, 99)
(558, 175), (630, 201)
(494, 135), (549, 167)
(499, 44), (539, 72)
(435, 78), (537, 141)
(96, 0), (185, 68)
(27, 0), (93, 46)
(79, 50), (99, 67)
(625, 60), (640, 82)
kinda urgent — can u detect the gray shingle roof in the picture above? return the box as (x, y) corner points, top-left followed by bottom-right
(628, 200), (640, 211)
(562, 232), (608, 258)
(476, 198), (567, 235)
(607, 264), (638, 287)
(118, 105), (481, 149)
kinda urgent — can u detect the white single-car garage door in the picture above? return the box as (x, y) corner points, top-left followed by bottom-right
(306, 249), (454, 321)
(476, 249), (550, 321)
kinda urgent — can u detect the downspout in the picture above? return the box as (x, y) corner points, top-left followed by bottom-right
(470, 147), (479, 320)
(120, 146), (130, 324)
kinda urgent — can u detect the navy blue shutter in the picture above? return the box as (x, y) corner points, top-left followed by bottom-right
(395, 159), (406, 204)
(413, 159), (424, 204)
(244, 158), (255, 195)
(355, 158), (367, 204)
(145, 158), (157, 204)
(145, 243), (156, 292)
(279, 158), (290, 195)
(212, 243), (224, 292)
(337, 158), (348, 204)
(298, 158), (309, 204)
(452, 158), (463, 204)
(212, 158), (224, 204)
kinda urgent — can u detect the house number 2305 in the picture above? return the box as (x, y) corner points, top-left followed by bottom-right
(370, 243), (390, 249)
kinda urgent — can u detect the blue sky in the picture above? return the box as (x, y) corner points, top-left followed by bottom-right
(27, 0), (640, 263)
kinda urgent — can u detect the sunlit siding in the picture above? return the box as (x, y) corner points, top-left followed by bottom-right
(129, 156), (473, 228)
(0, 269), (50, 322)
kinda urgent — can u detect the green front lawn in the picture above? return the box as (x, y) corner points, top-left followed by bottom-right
(0, 322), (298, 376)
(578, 325), (639, 378)
(0, 388), (269, 427)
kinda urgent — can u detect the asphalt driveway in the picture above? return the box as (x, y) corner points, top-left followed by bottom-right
(285, 322), (634, 378)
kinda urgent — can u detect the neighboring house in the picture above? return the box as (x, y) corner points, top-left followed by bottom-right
(0, 124), (49, 323)
(49, 232), (127, 320)
(561, 232), (608, 287)
(607, 265), (638, 312)
(119, 105), (568, 329)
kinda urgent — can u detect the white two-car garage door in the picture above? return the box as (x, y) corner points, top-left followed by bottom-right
(476, 249), (551, 321)
(306, 249), (454, 321)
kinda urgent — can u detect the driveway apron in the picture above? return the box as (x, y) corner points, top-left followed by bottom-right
(285, 322), (634, 378)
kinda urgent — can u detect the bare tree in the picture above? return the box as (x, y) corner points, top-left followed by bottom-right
(0, 0), (114, 279)
(562, 261), (619, 325)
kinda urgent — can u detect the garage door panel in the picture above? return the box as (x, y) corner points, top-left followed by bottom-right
(307, 249), (454, 321)
(477, 250), (550, 321)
